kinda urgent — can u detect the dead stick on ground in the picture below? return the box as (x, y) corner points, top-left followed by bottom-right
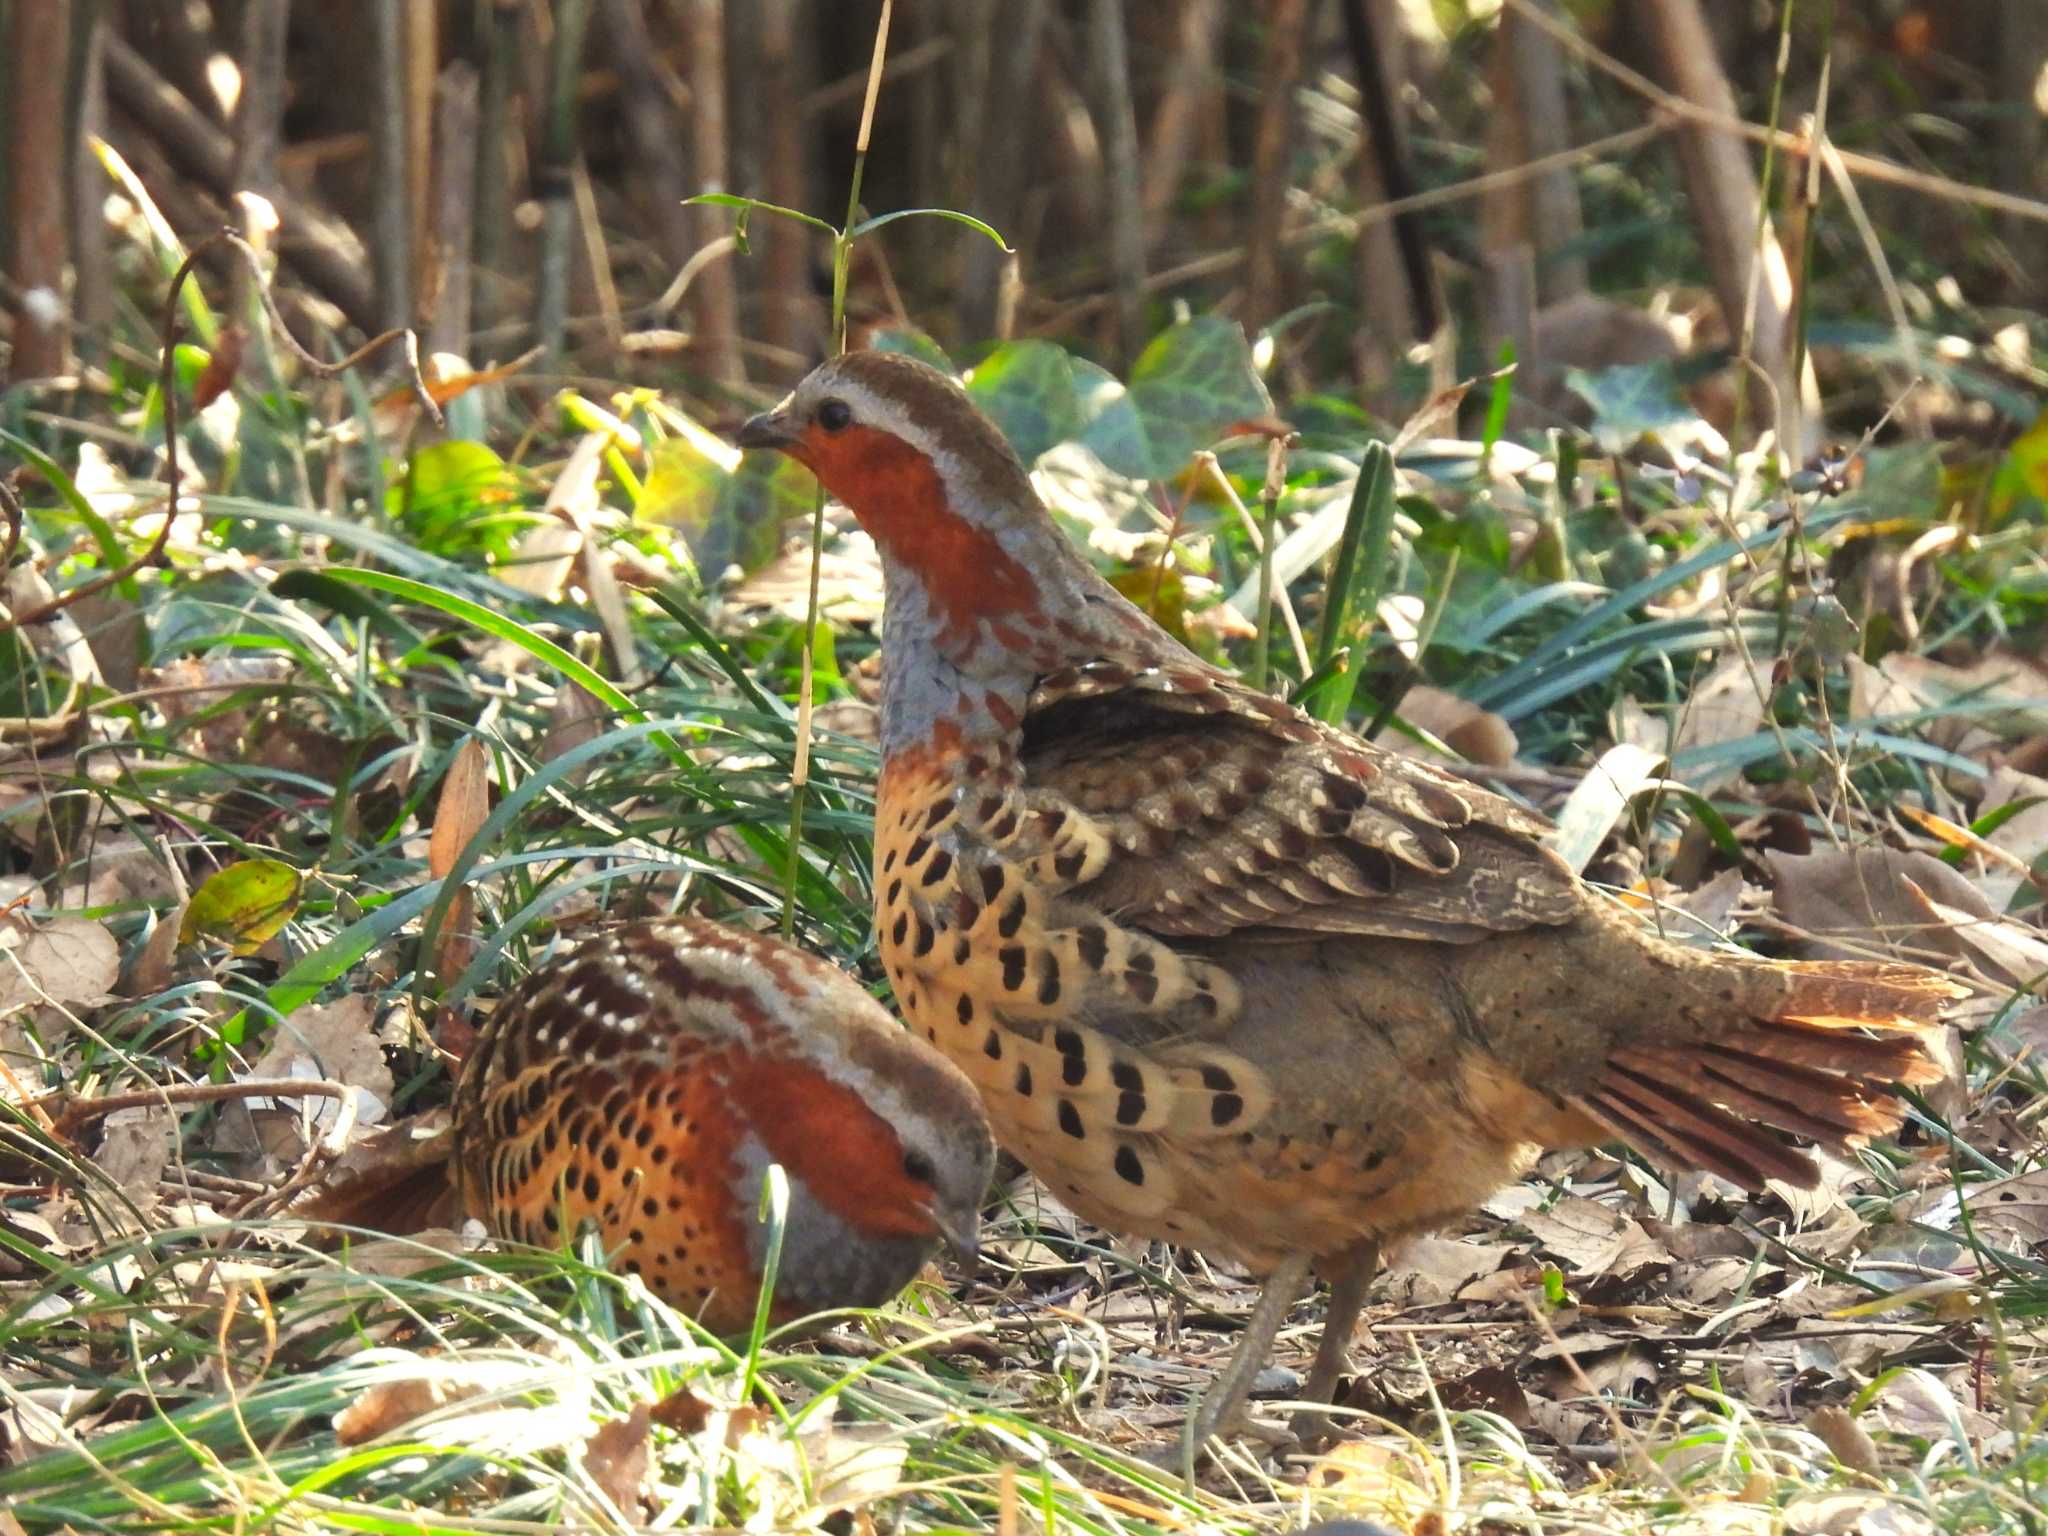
(51, 1077), (353, 1135)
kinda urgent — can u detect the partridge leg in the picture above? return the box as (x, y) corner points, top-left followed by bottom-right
(1294, 1240), (1379, 1443)
(1180, 1252), (1313, 1485)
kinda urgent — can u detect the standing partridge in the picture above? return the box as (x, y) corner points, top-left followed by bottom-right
(450, 917), (994, 1330)
(736, 351), (1963, 1455)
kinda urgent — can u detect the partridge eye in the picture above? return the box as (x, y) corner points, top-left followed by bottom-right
(817, 398), (854, 433)
(902, 1149), (936, 1184)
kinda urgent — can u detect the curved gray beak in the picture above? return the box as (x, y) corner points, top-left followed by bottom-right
(736, 406), (800, 451)
(931, 1203), (980, 1281)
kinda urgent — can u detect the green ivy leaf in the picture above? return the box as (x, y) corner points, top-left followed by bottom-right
(1565, 361), (1708, 455)
(638, 438), (813, 579)
(966, 341), (1082, 466)
(181, 859), (304, 955)
(1077, 316), (1273, 481)
(869, 327), (957, 374)
(391, 440), (525, 561)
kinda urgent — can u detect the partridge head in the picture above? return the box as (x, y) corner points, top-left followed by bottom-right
(451, 916), (994, 1331)
(739, 352), (1960, 1458)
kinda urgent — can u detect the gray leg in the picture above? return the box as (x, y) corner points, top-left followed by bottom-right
(1181, 1252), (1313, 1486)
(1295, 1240), (1379, 1443)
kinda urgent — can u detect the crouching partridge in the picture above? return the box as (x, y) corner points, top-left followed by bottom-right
(736, 352), (1962, 1462)
(450, 917), (993, 1330)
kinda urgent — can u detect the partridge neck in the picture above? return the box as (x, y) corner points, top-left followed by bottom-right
(875, 551), (1037, 765)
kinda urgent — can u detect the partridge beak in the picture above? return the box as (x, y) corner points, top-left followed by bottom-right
(930, 1204), (981, 1282)
(736, 405), (800, 452)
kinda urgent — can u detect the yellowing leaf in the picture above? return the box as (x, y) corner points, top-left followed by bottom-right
(180, 859), (304, 954)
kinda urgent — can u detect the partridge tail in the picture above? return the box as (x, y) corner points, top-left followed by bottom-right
(1571, 959), (1960, 1191)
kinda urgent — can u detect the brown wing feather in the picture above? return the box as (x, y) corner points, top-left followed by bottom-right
(1021, 664), (1582, 945)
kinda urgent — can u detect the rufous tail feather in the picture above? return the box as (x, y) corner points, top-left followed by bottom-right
(1571, 958), (1961, 1191)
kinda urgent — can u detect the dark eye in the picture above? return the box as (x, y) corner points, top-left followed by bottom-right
(903, 1149), (936, 1184)
(817, 398), (854, 433)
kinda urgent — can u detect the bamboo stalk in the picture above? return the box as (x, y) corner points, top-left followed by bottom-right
(758, 0), (816, 362)
(427, 62), (480, 359)
(7, 0), (74, 383)
(599, 0), (695, 270)
(680, 0), (742, 385)
(68, 0), (112, 365)
(1140, 0), (1223, 248)
(369, 0), (414, 330)
(957, 0), (1047, 343)
(536, 0), (595, 364)
(1089, 0), (1145, 365)
(405, 0), (438, 299)
(100, 33), (379, 331)
(472, 0), (522, 322)
(1244, 0), (1314, 331)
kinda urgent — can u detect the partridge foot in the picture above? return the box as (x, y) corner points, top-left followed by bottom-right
(1180, 1254), (1312, 1484)
(1293, 1242), (1378, 1446)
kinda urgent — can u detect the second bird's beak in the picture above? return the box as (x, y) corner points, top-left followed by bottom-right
(736, 405), (800, 452)
(930, 1204), (980, 1281)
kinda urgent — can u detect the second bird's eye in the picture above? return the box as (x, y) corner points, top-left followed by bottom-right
(902, 1149), (936, 1184)
(817, 399), (854, 433)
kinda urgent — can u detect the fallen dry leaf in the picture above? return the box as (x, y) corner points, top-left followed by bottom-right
(1765, 846), (1989, 965)
(334, 1376), (459, 1445)
(1675, 652), (1772, 791)
(1517, 1197), (1671, 1277)
(583, 1402), (654, 1514)
(1806, 1403), (1882, 1476)
(247, 994), (394, 1135)
(0, 915), (120, 1018)
(1377, 684), (1518, 767)
(1783, 1491), (1935, 1536)
(1898, 880), (2048, 990)
(428, 738), (492, 986)
(94, 1104), (174, 1204)
(1379, 1234), (1517, 1305)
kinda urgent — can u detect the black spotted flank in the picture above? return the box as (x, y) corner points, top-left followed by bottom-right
(1057, 1101), (1085, 1138)
(1200, 1064), (1236, 1092)
(999, 945), (1028, 990)
(1076, 924), (1109, 970)
(1211, 1093), (1244, 1126)
(1116, 1091), (1146, 1126)
(1114, 1145), (1145, 1185)
(1053, 847), (1087, 881)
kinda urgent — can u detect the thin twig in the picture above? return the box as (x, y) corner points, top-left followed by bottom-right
(50, 1076), (353, 1135)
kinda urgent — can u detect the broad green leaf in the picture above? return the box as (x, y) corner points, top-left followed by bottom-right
(638, 438), (813, 578)
(1837, 442), (1943, 525)
(180, 859), (304, 955)
(869, 327), (957, 374)
(390, 440), (525, 561)
(1992, 407), (2048, 521)
(966, 341), (1082, 465)
(1565, 361), (1705, 454)
(1077, 316), (1274, 481)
